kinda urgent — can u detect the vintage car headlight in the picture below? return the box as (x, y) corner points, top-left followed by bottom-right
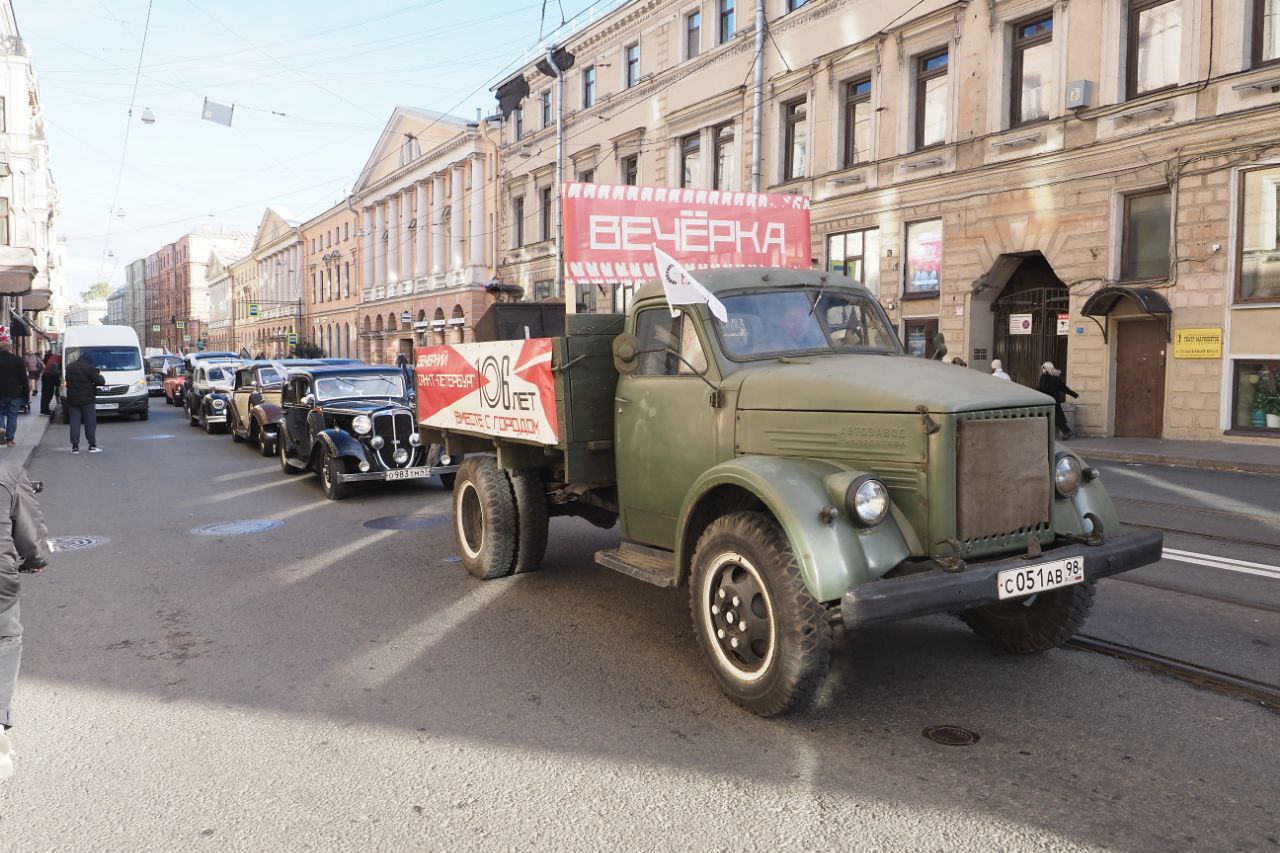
(408, 432), (421, 446)
(393, 448), (410, 465)
(370, 436), (385, 449)
(211, 398), (226, 410)
(352, 415), (372, 435)
(845, 477), (890, 527)
(439, 453), (451, 466)
(1054, 454), (1083, 497)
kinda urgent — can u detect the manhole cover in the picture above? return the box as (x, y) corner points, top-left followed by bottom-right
(923, 725), (980, 746)
(132, 434), (175, 440)
(190, 520), (282, 536)
(363, 514), (450, 531)
(49, 536), (109, 552)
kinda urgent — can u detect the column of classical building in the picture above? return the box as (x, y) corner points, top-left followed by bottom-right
(431, 176), (445, 278)
(469, 156), (485, 273)
(374, 202), (387, 287)
(415, 182), (429, 284)
(386, 193), (400, 285)
(361, 208), (374, 294)
(400, 191), (413, 285)
(450, 163), (465, 274)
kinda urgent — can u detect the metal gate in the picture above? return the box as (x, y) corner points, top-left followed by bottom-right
(993, 285), (1069, 387)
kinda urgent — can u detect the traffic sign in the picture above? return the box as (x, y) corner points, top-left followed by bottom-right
(175, 320), (186, 329)
(151, 324), (161, 332)
(182, 335), (191, 342)
(248, 303), (259, 317)
(287, 332), (298, 345)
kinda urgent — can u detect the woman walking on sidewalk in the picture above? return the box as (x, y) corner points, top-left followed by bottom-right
(1038, 361), (1079, 440)
(38, 352), (60, 416)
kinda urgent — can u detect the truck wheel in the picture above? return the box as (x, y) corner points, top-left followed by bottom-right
(319, 448), (350, 501)
(959, 581), (1097, 654)
(510, 468), (548, 574)
(689, 511), (832, 717)
(453, 456), (516, 580)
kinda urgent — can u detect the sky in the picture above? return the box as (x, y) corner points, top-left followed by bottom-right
(19, 0), (621, 301)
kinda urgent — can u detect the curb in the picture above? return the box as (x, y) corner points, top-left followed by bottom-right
(13, 410), (52, 470)
(1069, 447), (1280, 477)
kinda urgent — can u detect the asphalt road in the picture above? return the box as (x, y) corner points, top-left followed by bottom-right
(1, 405), (1277, 851)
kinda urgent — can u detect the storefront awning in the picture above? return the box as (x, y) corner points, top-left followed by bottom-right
(1081, 285), (1172, 342)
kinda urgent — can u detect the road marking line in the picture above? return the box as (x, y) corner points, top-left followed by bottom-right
(200, 477), (295, 503)
(213, 466), (278, 483)
(1161, 547), (1280, 580)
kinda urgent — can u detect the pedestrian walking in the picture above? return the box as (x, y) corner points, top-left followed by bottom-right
(0, 458), (51, 781)
(1038, 361), (1079, 440)
(64, 350), (105, 454)
(990, 359), (1011, 381)
(38, 352), (61, 416)
(22, 352), (39, 409)
(0, 334), (29, 448)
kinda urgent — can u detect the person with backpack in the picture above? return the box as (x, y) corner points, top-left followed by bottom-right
(64, 351), (105, 454)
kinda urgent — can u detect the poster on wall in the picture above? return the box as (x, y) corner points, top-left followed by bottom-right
(561, 182), (812, 288)
(1056, 313), (1070, 335)
(1009, 313), (1033, 335)
(905, 220), (942, 293)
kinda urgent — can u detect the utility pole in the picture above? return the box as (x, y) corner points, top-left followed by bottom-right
(752, 2), (766, 193)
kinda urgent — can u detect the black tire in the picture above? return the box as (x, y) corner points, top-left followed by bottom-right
(959, 581), (1097, 654)
(319, 448), (350, 501)
(452, 456), (516, 580)
(138, 409), (149, 421)
(231, 423), (245, 443)
(509, 468), (549, 574)
(188, 404), (199, 427)
(689, 511), (832, 717)
(204, 411), (221, 434)
(279, 434), (302, 475)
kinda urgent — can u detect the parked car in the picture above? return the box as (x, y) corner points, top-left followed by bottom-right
(59, 324), (149, 422)
(276, 365), (456, 500)
(147, 354), (182, 397)
(171, 352), (238, 408)
(227, 360), (326, 455)
(185, 361), (237, 432)
(163, 363), (188, 405)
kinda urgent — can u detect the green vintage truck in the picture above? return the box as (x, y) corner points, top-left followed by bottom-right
(419, 268), (1163, 716)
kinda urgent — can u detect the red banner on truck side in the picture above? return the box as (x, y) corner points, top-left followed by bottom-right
(562, 182), (811, 286)
(415, 339), (559, 445)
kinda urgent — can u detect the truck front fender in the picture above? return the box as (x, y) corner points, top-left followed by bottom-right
(676, 456), (912, 603)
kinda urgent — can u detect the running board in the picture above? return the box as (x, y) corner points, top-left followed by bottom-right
(594, 541), (678, 588)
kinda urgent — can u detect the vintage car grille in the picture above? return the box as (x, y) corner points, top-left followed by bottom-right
(372, 409), (417, 469)
(97, 384), (130, 397)
(955, 409), (1052, 552)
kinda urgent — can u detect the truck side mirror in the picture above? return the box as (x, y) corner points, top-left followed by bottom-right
(612, 333), (641, 374)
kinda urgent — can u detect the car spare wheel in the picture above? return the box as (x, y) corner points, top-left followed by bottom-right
(452, 456), (516, 580)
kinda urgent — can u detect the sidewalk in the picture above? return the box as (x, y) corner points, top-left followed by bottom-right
(1063, 436), (1280, 476)
(4, 401), (52, 469)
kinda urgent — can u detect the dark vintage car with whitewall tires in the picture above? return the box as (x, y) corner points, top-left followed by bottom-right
(275, 365), (458, 500)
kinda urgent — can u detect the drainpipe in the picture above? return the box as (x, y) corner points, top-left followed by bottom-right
(546, 47), (567, 308)
(751, 1), (766, 193)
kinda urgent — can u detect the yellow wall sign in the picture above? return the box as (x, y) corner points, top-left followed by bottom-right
(1172, 327), (1223, 359)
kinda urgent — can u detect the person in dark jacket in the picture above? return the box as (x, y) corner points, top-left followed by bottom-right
(39, 352), (60, 416)
(64, 351), (105, 454)
(0, 336), (29, 448)
(0, 457), (51, 780)
(1038, 361), (1079, 440)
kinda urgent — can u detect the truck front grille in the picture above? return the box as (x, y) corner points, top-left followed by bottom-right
(955, 410), (1052, 550)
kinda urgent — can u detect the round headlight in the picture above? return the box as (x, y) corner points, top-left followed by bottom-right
(212, 398), (225, 410)
(408, 433), (421, 446)
(845, 478), (890, 527)
(393, 448), (410, 465)
(439, 454), (452, 466)
(370, 436), (385, 449)
(352, 415), (372, 435)
(1054, 455), (1082, 497)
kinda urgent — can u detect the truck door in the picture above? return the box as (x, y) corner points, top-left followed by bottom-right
(614, 307), (719, 549)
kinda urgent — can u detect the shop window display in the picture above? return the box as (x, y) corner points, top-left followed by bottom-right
(1232, 360), (1280, 431)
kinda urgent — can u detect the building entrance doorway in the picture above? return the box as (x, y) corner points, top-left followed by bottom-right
(1114, 319), (1166, 437)
(991, 253), (1069, 387)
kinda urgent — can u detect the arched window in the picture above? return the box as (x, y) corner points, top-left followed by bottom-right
(451, 304), (466, 343)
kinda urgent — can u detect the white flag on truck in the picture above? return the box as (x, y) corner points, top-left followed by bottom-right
(654, 247), (728, 323)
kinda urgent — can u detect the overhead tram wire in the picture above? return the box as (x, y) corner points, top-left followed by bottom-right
(97, 0), (155, 284)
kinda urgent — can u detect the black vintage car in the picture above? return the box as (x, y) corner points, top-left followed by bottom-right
(277, 365), (457, 500)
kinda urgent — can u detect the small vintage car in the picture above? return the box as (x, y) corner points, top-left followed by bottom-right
(163, 363), (189, 405)
(147, 354), (182, 397)
(186, 361), (237, 432)
(276, 365), (456, 500)
(227, 360), (328, 455)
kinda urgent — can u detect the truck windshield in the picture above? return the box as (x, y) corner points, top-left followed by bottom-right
(715, 288), (900, 359)
(66, 346), (142, 371)
(314, 373), (404, 401)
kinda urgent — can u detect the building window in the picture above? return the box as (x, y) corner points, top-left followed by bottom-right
(787, 0), (808, 10)
(0, 97), (6, 133)
(719, 0), (735, 43)
(344, 262), (350, 296)
(915, 50), (949, 149)
(712, 123), (735, 190)
(625, 42), (640, 88)
(1232, 361), (1280, 431)
(513, 107), (524, 140)
(1238, 165), (1280, 302)
(680, 133), (701, 188)
(1010, 13), (1054, 126)
(903, 318), (940, 358)
(542, 90), (553, 127)
(578, 168), (595, 183)
(621, 153), (639, 185)
(1128, 0), (1181, 98)
(540, 185), (553, 243)
(1255, 0), (1280, 66)
(686, 10), (702, 59)
(344, 223), (350, 241)
(582, 66), (596, 108)
(843, 77), (872, 166)
(827, 228), (880, 295)
(783, 99), (807, 181)
(905, 219), (943, 295)
(1121, 188), (1171, 280)
(512, 196), (525, 248)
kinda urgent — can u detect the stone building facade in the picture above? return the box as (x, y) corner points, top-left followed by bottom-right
(141, 229), (252, 352)
(494, 0), (1280, 442)
(238, 208), (303, 358)
(300, 200), (360, 359)
(352, 107), (500, 364)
